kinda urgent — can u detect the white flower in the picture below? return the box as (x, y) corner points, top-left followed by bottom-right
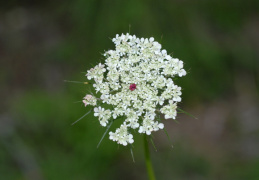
(160, 100), (177, 119)
(82, 94), (97, 106)
(172, 85), (182, 102)
(94, 106), (111, 127)
(109, 123), (134, 146)
(83, 33), (186, 145)
(86, 63), (106, 82)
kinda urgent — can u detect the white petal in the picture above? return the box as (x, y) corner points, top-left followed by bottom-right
(158, 123), (164, 129)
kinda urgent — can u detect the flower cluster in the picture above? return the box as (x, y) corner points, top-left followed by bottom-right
(82, 95), (97, 107)
(83, 33), (186, 146)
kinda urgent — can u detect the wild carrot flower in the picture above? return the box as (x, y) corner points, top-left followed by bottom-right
(83, 33), (186, 146)
(82, 95), (97, 107)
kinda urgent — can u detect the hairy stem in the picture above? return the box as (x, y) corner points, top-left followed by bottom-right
(144, 135), (156, 180)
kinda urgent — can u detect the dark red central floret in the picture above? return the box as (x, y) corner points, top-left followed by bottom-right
(129, 84), (136, 91)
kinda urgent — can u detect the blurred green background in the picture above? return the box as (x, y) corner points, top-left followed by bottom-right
(1, 0), (259, 179)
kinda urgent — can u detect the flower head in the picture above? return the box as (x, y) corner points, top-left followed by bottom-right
(83, 33), (186, 146)
(82, 94), (97, 107)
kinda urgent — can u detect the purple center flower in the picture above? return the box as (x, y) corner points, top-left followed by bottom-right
(129, 84), (136, 91)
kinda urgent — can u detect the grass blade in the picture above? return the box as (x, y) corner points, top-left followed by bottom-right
(130, 145), (135, 163)
(149, 137), (157, 152)
(97, 121), (113, 148)
(163, 127), (174, 149)
(71, 109), (92, 125)
(64, 80), (90, 84)
(177, 108), (198, 119)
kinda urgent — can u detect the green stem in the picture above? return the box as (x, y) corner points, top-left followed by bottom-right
(144, 135), (156, 180)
